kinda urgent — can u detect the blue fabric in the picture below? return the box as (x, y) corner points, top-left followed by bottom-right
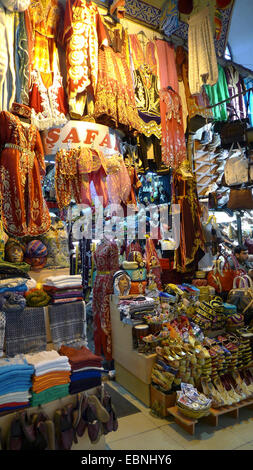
(244, 78), (253, 127)
(70, 370), (101, 382)
(0, 284), (28, 294)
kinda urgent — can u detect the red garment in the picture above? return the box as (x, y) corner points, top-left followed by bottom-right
(159, 88), (187, 169)
(173, 169), (205, 272)
(59, 344), (102, 370)
(155, 40), (178, 92)
(0, 111), (51, 237)
(92, 240), (119, 360)
(63, 0), (107, 117)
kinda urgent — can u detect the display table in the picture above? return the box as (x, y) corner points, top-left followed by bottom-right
(110, 295), (156, 406)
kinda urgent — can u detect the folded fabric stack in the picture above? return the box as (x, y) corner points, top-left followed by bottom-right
(118, 296), (157, 324)
(43, 275), (84, 304)
(0, 277), (29, 295)
(0, 355), (34, 412)
(59, 345), (103, 394)
(25, 350), (71, 407)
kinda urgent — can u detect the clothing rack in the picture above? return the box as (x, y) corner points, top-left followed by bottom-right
(203, 86), (253, 110)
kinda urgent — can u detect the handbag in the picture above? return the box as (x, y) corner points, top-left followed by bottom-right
(224, 143), (249, 186)
(220, 119), (247, 145)
(227, 188), (253, 210)
(227, 274), (253, 316)
(207, 254), (244, 293)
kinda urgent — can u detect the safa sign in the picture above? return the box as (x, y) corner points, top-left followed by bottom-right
(41, 121), (124, 156)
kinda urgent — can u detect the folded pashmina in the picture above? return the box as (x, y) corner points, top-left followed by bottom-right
(5, 307), (47, 356)
(48, 301), (87, 348)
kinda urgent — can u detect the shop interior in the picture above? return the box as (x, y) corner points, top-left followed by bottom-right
(0, 0), (253, 452)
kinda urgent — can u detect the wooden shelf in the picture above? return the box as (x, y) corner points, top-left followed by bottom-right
(167, 406), (198, 435)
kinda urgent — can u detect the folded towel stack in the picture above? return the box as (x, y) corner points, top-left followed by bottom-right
(59, 345), (103, 394)
(0, 355), (34, 412)
(43, 275), (84, 304)
(25, 350), (71, 406)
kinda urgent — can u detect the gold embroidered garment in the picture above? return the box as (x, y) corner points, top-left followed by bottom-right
(63, 0), (107, 117)
(94, 18), (141, 132)
(129, 34), (161, 139)
(0, 111), (51, 237)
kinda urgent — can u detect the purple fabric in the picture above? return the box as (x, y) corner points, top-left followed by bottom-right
(225, 65), (247, 121)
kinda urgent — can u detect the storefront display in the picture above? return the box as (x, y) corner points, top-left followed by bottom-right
(0, 0), (253, 453)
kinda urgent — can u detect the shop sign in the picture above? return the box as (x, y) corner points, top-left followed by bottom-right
(41, 121), (124, 156)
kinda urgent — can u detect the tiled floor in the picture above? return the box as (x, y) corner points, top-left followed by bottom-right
(105, 381), (253, 450)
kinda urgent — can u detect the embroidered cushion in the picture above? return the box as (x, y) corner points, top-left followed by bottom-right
(0, 0), (31, 11)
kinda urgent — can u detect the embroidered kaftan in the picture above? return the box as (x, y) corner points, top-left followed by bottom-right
(92, 240), (119, 360)
(27, 0), (68, 129)
(63, 0), (107, 118)
(159, 88), (187, 169)
(0, 111), (51, 237)
(129, 34), (161, 139)
(94, 17), (141, 132)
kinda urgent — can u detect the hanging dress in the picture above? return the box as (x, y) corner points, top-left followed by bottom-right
(172, 165), (205, 272)
(94, 17), (141, 132)
(92, 239), (119, 361)
(0, 110), (51, 237)
(225, 65), (247, 120)
(63, 0), (107, 118)
(26, 0), (68, 129)
(204, 64), (229, 121)
(176, 46), (213, 124)
(129, 34), (161, 139)
(159, 87), (187, 169)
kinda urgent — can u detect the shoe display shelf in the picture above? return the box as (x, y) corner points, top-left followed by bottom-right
(110, 295), (157, 407)
(167, 396), (253, 436)
(0, 389), (107, 450)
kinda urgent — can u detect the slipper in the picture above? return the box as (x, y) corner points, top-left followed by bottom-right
(75, 393), (89, 438)
(87, 395), (110, 423)
(7, 417), (23, 450)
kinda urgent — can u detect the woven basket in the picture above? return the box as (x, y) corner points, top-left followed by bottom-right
(177, 403), (210, 419)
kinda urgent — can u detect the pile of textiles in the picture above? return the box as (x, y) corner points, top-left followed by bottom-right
(118, 296), (157, 324)
(0, 355), (34, 412)
(59, 345), (103, 394)
(43, 275), (84, 304)
(0, 277), (29, 295)
(24, 288), (51, 307)
(48, 301), (87, 349)
(25, 350), (71, 407)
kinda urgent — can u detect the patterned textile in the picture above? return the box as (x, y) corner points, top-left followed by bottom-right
(27, 0), (68, 129)
(63, 0), (107, 118)
(173, 165), (205, 272)
(0, 311), (6, 357)
(92, 240), (119, 360)
(188, 7), (218, 95)
(129, 34), (161, 139)
(55, 147), (110, 210)
(0, 111), (51, 237)
(159, 88), (187, 169)
(48, 301), (87, 349)
(225, 65), (247, 121)
(5, 307), (47, 357)
(94, 17), (141, 132)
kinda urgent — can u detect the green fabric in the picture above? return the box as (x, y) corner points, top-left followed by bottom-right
(204, 64), (230, 121)
(0, 259), (31, 273)
(30, 384), (69, 406)
(25, 289), (51, 307)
